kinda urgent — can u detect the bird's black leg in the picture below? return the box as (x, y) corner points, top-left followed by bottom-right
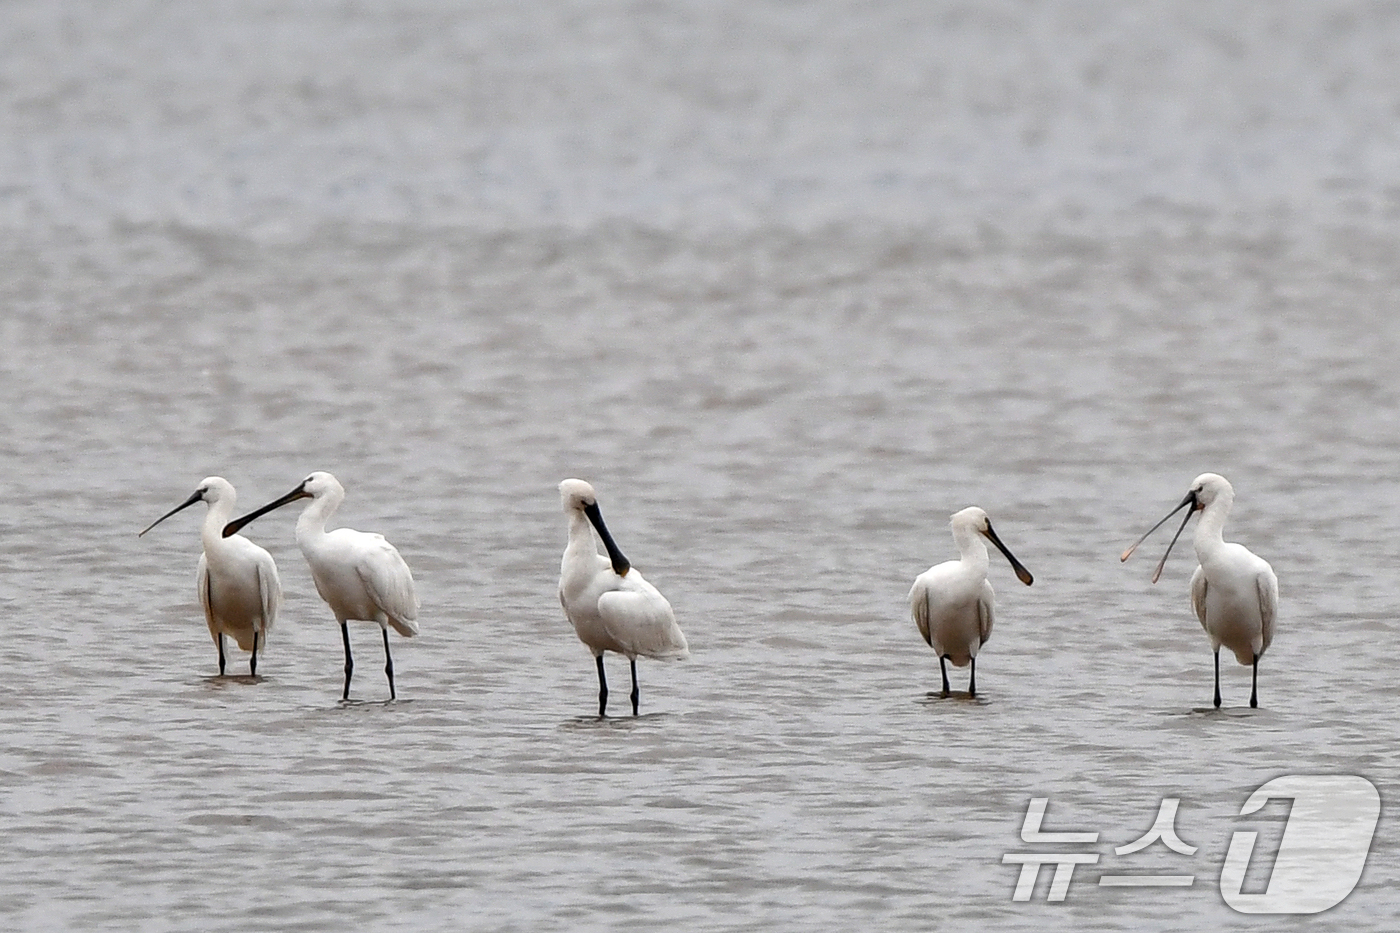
(1213, 649), (1222, 708)
(341, 622), (354, 701)
(969, 657), (977, 698)
(630, 657), (640, 716)
(1250, 653), (1258, 709)
(939, 655), (950, 697)
(217, 633), (226, 676)
(250, 631), (259, 677)
(383, 627), (396, 701)
(596, 654), (608, 717)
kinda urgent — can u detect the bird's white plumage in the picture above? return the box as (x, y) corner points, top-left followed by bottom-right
(909, 506), (1000, 667)
(1186, 475), (1277, 667)
(224, 470), (419, 700)
(557, 479), (688, 662)
(196, 540), (281, 654)
(596, 581), (689, 660)
(1125, 472), (1278, 708)
(292, 473), (420, 636)
(145, 476), (281, 668)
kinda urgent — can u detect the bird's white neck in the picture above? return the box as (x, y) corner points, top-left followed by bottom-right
(565, 510), (598, 560)
(295, 491), (343, 548)
(1193, 490), (1234, 557)
(199, 498), (237, 552)
(952, 522), (990, 568)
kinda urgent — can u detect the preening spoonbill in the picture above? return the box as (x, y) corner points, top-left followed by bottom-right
(558, 479), (688, 716)
(139, 477), (281, 677)
(224, 472), (419, 701)
(1122, 473), (1278, 708)
(908, 506), (1033, 697)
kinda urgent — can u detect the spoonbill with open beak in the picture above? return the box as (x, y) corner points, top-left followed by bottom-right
(1122, 472), (1278, 708)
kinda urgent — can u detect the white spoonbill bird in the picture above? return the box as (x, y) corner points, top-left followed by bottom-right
(558, 479), (688, 717)
(1122, 473), (1278, 708)
(909, 506), (1034, 697)
(223, 471), (419, 701)
(139, 477), (281, 677)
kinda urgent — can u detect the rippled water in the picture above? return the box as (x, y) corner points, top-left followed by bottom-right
(3, 2), (1400, 930)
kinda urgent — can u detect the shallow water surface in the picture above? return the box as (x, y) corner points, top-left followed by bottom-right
(3, 2), (1400, 931)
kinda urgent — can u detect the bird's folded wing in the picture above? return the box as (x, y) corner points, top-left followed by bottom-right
(909, 579), (932, 647)
(1190, 567), (1208, 632)
(1257, 570), (1278, 652)
(257, 559), (282, 635)
(598, 589), (688, 659)
(355, 538), (420, 635)
(197, 555), (214, 629)
(978, 580), (995, 646)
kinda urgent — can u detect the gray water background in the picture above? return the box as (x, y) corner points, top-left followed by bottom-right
(3, 1), (1400, 930)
